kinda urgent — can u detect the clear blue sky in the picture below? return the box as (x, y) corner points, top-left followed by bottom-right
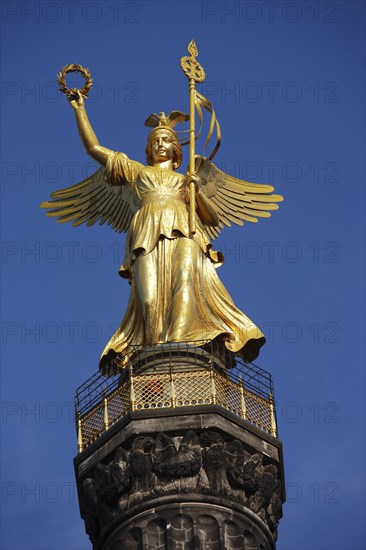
(1, 1), (365, 549)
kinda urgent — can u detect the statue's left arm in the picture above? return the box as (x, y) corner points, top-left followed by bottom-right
(195, 155), (283, 241)
(184, 173), (219, 227)
(195, 189), (219, 227)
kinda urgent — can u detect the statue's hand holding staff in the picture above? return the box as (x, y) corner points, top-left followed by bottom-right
(184, 172), (200, 205)
(186, 172), (200, 192)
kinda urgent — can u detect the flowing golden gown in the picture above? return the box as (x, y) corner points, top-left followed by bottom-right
(99, 152), (265, 371)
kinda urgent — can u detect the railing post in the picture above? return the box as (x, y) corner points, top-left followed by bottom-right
(270, 394), (277, 437)
(170, 371), (176, 408)
(129, 365), (136, 411)
(77, 412), (83, 453)
(240, 377), (247, 420)
(103, 389), (109, 431)
(210, 367), (217, 405)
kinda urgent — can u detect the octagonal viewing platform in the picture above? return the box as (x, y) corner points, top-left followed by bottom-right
(74, 341), (278, 453)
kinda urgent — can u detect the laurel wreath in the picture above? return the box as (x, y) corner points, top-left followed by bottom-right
(57, 64), (93, 100)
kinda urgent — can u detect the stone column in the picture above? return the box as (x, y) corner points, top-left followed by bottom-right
(74, 345), (285, 549)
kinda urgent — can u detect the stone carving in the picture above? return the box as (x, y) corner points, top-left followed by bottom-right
(201, 432), (231, 495)
(108, 514), (265, 550)
(80, 430), (283, 545)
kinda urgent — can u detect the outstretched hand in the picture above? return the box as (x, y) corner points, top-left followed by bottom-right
(69, 90), (84, 110)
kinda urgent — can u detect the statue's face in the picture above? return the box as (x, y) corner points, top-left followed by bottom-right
(151, 131), (174, 163)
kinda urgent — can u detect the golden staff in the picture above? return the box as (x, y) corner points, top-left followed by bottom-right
(180, 40), (206, 235)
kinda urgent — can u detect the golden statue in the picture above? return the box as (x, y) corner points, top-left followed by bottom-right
(41, 43), (283, 373)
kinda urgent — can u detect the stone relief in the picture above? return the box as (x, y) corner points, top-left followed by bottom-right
(80, 430), (283, 546)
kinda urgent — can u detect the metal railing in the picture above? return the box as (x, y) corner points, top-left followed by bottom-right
(75, 341), (277, 452)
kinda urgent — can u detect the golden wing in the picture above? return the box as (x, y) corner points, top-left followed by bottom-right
(40, 167), (138, 233)
(195, 156), (284, 241)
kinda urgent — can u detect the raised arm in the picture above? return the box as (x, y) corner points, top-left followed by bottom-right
(69, 93), (112, 166)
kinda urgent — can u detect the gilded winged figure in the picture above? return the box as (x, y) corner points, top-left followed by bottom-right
(41, 93), (283, 373)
